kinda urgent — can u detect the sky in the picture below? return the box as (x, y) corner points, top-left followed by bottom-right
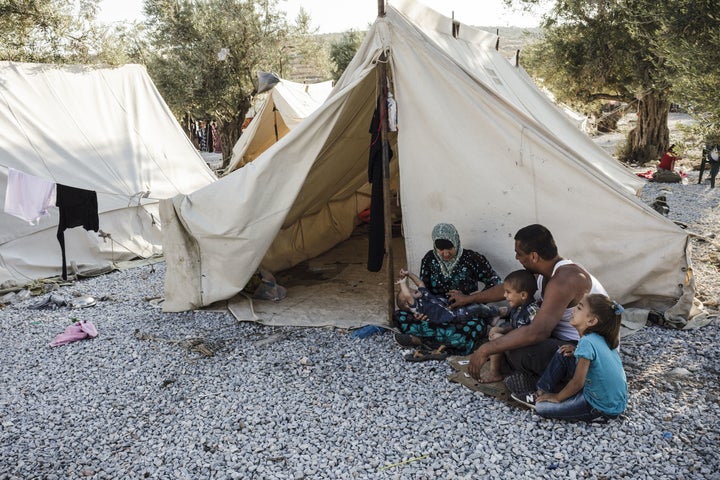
(97, 0), (546, 31)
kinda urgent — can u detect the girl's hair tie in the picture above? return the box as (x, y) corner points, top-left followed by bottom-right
(611, 301), (624, 315)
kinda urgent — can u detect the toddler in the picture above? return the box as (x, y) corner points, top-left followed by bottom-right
(480, 270), (539, 383)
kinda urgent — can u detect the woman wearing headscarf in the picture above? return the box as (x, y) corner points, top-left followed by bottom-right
(395, 223), (502, 358)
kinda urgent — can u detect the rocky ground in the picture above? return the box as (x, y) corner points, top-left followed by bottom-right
(0, 116), (718, 479)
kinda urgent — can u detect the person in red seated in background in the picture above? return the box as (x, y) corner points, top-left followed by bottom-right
(652, 144), (682, 183)
(658, 144), (678, 171)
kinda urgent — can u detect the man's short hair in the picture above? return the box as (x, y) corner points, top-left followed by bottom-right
(514, 224), (558, 260)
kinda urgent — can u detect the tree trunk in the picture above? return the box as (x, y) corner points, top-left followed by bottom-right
(596, 102), (623, 133)
(182, 112), (200, 150)
(219, 97), (252, 171)
(625, 91), (670, 164)
(218, 117), (243, 171)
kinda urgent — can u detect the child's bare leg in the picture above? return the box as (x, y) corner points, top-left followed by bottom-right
(479, 353), (506, 383)
(478, 332), (505, 383)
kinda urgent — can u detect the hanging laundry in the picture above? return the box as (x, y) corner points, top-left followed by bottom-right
(212, 121), (222, 153)
(199, 121), (208, 152)
(4, 167), (56, 225)
(205, 121), (214, 153)
(56, 184), (99, 280)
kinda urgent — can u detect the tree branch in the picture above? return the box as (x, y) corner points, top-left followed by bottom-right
(586, 92), (633, 103)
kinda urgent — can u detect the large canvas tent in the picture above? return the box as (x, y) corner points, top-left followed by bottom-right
(160, 0), (692, 322)
(226, 77), (334, 173)
(515, 64), (591, 133)
(0, 62), (216, 286)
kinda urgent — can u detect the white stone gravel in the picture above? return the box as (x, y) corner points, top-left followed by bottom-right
(2, 131), (720, 478)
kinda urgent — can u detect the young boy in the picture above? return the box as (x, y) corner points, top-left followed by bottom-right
(479, 269), (539, 383)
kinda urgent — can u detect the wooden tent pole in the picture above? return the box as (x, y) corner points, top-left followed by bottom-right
(273, 105), (279, 141)
(377, 0), (396, 326)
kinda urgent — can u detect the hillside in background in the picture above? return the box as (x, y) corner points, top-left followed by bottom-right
(478, 26), (542, 61)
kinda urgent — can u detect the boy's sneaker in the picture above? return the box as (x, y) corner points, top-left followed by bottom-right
(511, 392), (537, 409)
(503, 372), (538, 396)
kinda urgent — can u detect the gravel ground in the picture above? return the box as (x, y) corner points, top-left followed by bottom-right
(2, 145), (720, 479)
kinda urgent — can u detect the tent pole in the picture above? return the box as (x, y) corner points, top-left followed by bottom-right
(273, 105), (279, 141)
(377, 0), (396, 326)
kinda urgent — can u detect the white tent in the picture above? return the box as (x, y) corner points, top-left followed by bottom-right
(0, 62), (216, 286)
(226, 78), (334, 173)
(514, 64), (591, 133)
(160, 0), (691, 322)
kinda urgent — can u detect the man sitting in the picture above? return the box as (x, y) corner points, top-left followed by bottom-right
(449, 225), (607, 385)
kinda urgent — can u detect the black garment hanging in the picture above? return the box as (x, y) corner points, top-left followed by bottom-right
(367, 102), (393, 272)
(56, 184), (99, 280)
(205, 121), (214, 153)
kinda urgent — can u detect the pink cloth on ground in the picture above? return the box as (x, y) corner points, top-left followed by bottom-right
(49, 321), (98, 347)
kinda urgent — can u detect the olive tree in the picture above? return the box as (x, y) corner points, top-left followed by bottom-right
(650, 0), (720, 137)
(0, 0), (136, 64)
(329, 29), (363, 82)
(144, 0), (321, 167)
(520, 0), (672, 163)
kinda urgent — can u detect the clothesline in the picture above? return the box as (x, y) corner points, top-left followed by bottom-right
(3, 167), (163, 282)
(0, 163), (159, 202)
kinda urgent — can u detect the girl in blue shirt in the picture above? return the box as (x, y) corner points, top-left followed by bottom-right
(522, 294), (628, 422)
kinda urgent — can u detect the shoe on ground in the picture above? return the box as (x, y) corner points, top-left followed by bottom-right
(503, 372), (538, 396)
(510, 392), (537, 409)
(394, 332), (421, 347)
(403, 346), (449, 363)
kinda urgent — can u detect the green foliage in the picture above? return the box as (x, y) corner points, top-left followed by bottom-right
(523, 1), (656, 106)
(280, 7), (332, 81)
(650, 0), (720, 135)
(519, 0), (674, 163)
(329, 29), (363, 82)
(145, 0), (286, 120)
(521, 0), (720, 159)
(143, 0), (329, 162)
(0, 0), (135, 64)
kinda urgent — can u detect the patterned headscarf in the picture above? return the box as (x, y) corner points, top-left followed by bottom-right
(432, 223), (464, 277)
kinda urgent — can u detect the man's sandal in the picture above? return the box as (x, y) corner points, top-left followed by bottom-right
(403, 345), (448, 362)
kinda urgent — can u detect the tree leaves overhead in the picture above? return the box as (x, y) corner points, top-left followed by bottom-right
(143, 0), (330, 164)
(329, 30), (363, 82)
(145, 0), (290, 120)
(0, 0), (134, 64)
(650, 0), (720, 134)
(522, 0), (720, 153)
(524, 0), (656, 105)
(521, 0), (677, 162)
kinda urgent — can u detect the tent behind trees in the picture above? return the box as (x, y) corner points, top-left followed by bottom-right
(0, 62), (216, 286)
(225, 77), (333, 173)
(160, 0), (693, 324)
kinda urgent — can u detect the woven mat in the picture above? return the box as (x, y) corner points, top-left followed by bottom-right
(446, 355), (519, 406)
